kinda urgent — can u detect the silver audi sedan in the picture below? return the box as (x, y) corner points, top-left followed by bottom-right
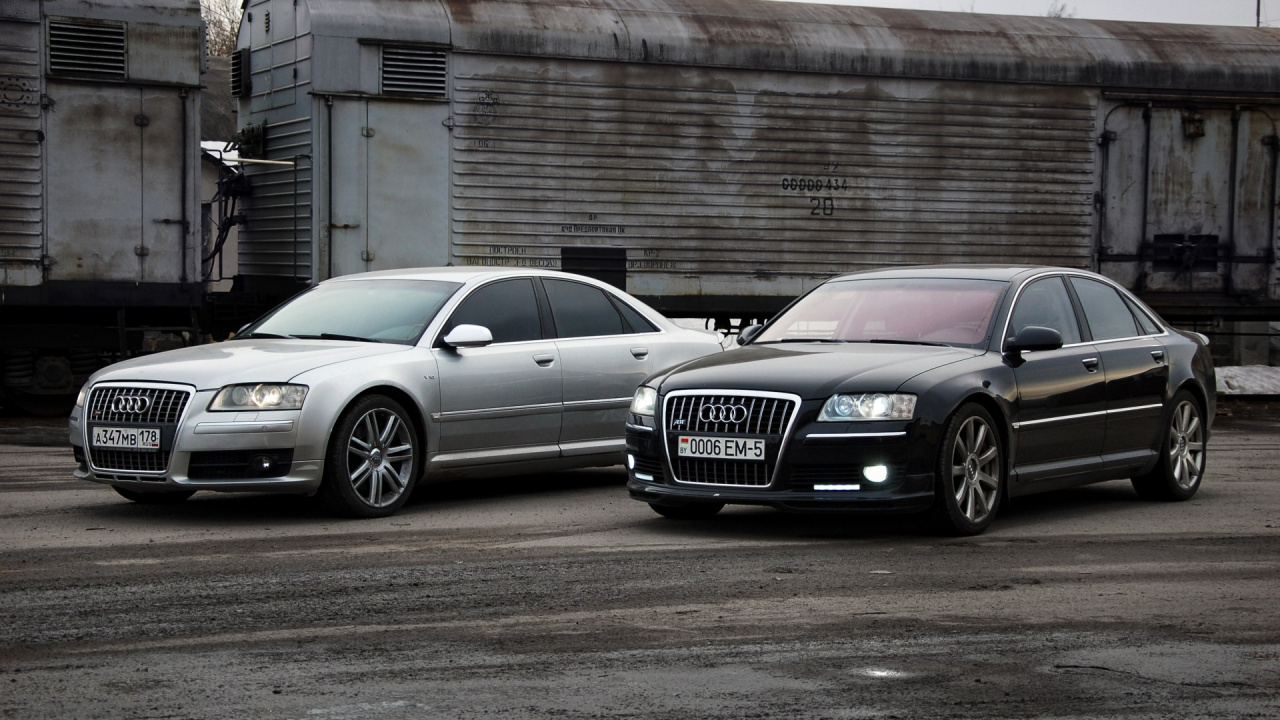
(69, 268), (723, 517)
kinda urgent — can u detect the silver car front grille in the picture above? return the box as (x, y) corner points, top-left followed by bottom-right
(85, 384), (192, 475)
(664, 392), (798, 487)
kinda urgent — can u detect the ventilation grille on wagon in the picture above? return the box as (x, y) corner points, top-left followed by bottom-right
(48, 19), (126, 78)
(381, 46), (447, 97)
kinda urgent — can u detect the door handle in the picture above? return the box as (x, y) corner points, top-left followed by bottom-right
(1082, 357), (1100, 373)
(1150, 349), (1166, 364)
(630, 347), (649, 359)
(533, 353), (555, 367)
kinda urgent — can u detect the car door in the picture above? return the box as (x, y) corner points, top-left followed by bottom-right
(1067, 276), (1170, 463)
(1007, 275), (1108, 483)
(432, 278), (562, 462)
(541, 278), (657, 455)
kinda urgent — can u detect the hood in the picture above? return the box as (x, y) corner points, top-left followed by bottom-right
(89, 340), (410, 389)
(653, 343), (978, 399)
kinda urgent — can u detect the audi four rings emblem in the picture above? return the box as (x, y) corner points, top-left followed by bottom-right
(699, 404), (748, 424)
(111, 395), (151, 414)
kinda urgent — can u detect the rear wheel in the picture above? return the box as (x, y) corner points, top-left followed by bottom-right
(319, 395), (419, 518)
(113, 486), (195, 504)
(649, 501), (724, 520)
(932, 403), (1003, 536)
(1131, 390), (1205, 501)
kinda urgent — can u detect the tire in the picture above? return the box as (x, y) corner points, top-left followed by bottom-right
(649, 501), (725, 520)
(1131, 390), (1205, 501)
(318, 394), (420, 518)
(113, 486), (196, 504)
(931, 403), (1003, 536)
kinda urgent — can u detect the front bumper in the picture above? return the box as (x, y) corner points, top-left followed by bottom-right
(70, 387), (323, 495)
(625, 416), (937, 514)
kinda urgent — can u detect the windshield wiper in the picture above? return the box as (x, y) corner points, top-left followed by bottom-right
(865, 339), (950, 347)
(291, 333), (384, 343)
(235, 331), (294, 340)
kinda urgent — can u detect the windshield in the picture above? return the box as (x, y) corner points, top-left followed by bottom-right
(239, 279), (463, 345)
(754, 277), (1007, 349)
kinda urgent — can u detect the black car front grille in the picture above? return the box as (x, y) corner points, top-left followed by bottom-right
(632, 455), (665, 483)
(663, 393), (797, 488)
(85, 385), (191, 475)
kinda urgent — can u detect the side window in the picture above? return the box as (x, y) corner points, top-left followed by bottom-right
(615, 298), (658, 333)
(1069, 277), (1138, 342)
(1009, 277), (1082, 345)
(543, 279), (626, 338)
(441, 278), (542, 344)
(1123, 295), (1162, 335)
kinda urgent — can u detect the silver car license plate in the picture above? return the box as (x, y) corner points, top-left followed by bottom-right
(677, 435), (765, 461)
(92, 427), (161, 451)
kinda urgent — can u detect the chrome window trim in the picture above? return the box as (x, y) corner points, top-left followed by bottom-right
(1001, 271), (1170, 353)
(661, 388), (802, 488)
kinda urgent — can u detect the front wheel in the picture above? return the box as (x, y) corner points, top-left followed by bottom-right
(1131, 391), (1205, 501)
(113, 486), (196, 504)
(319, 395), (420, 518)
(931, 403), (1003, 536)
(649, 501), (724, 520)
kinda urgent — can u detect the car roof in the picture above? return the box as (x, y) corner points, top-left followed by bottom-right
(322, 266), (608, 285)
(826, 264), (1095, 284)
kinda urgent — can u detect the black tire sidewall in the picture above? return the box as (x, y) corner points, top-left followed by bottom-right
(933, 403), (1003, 536)
(320, 394), (420, 518)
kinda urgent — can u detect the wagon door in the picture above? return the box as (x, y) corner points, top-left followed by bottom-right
(1099, 104), (1278, 299)
(327, 95), (450, 278)
(44, 84), (186, 284)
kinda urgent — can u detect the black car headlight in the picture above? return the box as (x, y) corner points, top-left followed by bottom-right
(818, 393), (916, 421)
(210, 383), (308, 411)
(631, 386), (658, 417)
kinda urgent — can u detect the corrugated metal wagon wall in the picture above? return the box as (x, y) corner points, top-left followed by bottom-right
(0, 17), (42, 287)
(451, 56), (1098, 313)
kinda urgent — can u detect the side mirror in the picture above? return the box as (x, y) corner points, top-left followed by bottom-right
(737, 324), (764, 346)
(1005, 325), (1063, 354)
(442, 324), (493, 349)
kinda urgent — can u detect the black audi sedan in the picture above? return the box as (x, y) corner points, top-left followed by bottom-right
(625, 265), (1215, 535)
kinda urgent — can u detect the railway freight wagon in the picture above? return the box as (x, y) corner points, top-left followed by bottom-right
(230, 0), (1280, 351)
(0, 0), (205, 412)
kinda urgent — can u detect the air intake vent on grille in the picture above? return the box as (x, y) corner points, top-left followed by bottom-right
(48, 19), (126, 78)
(381, 46), (447, 97)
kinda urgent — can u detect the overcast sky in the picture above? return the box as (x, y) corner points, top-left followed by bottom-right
(769, 0), (1274, 27)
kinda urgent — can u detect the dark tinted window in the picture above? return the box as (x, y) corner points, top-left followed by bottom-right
(442, 278), (542, 344)
(543, 279), (626, 338)
(616, 298), (658, 333)
(1009, 277), (1081, 345)
(1123, 295), (1162, 335)
(1069, 277), (1138, 341)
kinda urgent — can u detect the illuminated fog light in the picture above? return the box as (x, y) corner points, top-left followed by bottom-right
(815, 483), (861, 491)
(627, 454), (636, 470)
(863, 465), (889, 483)
(635, 472), (655, 482)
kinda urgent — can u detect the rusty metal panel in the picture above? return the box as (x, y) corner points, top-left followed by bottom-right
(0, 16), (43, 286)
(449, 55), (1097, 301)
(1100, 103), (1280, 300)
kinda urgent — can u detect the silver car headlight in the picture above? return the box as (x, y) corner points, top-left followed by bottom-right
(210, 383), (308, 411)
(631, 386), (658, 417)
(818, 393), (916, 421)
(75, 384), (88, 409)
